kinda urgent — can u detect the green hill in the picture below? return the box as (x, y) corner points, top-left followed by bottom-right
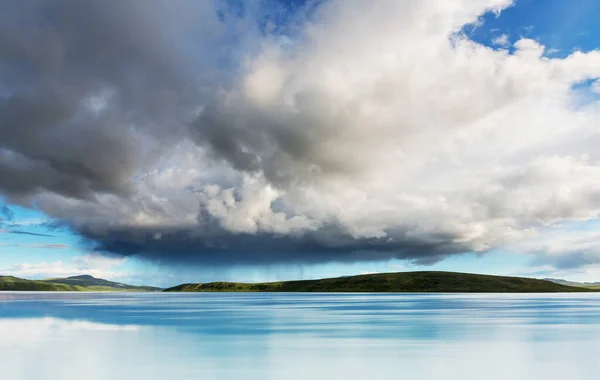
(164, 271), (597, 293)
(44, 275), (161, 291)
(0, 276), (86, 291)
(544, 278), (600, 290)
(0, 274), (161, 292)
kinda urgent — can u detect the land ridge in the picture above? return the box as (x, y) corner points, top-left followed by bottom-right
(544, 278), (600, 290)
(164, 271), (598, 293)
(0, 274), (161, 292)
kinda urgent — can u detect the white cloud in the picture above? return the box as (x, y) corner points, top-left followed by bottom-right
(510, 228), (600, 269)
(1, 254), (128, 280)
(492, 33), (509, 47)
(29, 244), (70, 249)
(358, 271), (377, 275)
(5, 0), (600, 270)
(73, 253), (127, 270)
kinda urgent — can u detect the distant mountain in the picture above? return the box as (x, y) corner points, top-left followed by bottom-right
(0, 274), (161, 292)
(44, 274), (161, 291)
(544, 278), (600, 290)
(0, 276), (85, 291)
(164, 271), (597, 293)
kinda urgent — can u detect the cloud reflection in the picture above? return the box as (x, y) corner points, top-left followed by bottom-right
(1, 294), (600, 380)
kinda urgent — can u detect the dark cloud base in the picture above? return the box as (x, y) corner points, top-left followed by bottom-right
(77, 224), (470, 267)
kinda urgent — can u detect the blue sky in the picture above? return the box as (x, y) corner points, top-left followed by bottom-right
(0, 205), (593, 289)
(468, 0), (600, 54)
(2, 0), (600, 287)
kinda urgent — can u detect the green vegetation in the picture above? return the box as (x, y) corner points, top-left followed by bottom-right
(0, 276), (86, 291)
(0, 274), (161, 292)
(45, 275), (161, 292)
(164, 271), (598, 293)
(3, 272), (597, 293)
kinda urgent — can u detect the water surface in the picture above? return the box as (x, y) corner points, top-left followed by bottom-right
(1, 292), (599, 379)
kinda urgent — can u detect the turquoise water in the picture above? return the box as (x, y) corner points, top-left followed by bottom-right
(1, 293), (599, 379)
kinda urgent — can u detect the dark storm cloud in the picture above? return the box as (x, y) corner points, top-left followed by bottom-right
(0, 0), (485, 267)
(0, 0), (231, 200)
(190, 97), (359, 189)
(0, 92), (140, 199)
(77, 222), (469, 266)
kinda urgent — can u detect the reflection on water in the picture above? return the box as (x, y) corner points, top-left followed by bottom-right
(1, 293), (599, 379)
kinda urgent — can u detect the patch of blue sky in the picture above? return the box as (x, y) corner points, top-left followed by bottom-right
(461, 0), (600, 107)
(1, 200), (72, 239)
(466, 0), (600, 56)
(1, 200), (77, 260)
(543, 215), (600, 233)
(571, 79), (600, 106)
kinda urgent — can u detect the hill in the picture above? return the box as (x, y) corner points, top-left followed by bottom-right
(164, 271), (597, 293)
(0, 274), (161, 292)
(544, 278), (600, 290)
(0, 276), (86, 291)
(44, 275), (161, 291)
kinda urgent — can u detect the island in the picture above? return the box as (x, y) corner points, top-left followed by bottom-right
(164, 271), (599, 293)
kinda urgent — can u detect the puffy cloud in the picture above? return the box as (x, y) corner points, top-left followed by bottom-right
(512, 229), (600, 269)
(1, 253), (127, 280)
(492, 34), (510, 47)
(1, 0), (600, 268)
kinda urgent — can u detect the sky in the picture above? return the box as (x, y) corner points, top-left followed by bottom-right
(1, 0), (600, 288)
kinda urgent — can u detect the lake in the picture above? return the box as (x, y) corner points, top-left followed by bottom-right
(0, 292), (599, 380)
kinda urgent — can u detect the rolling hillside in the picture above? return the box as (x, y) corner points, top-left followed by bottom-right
(0, 274), (161, 292)
(0, 276), (86, 291)
(545, 278), (600, 290)
(44, 275), (161, 291)
(164, 271), (596, 293)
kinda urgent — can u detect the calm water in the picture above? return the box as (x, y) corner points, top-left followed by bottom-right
(1, 293), (599, 380)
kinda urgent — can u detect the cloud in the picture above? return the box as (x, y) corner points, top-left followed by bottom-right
(511, 229), (600, 270)
(359, 271), (381, 275)
(1, 253), (127, 280)
(492, 34), (509, 47)
(0, 205), (55, 236)
(72, 253), (127, 270)
(0, 242), (68, 249)
(592, 80), (600, 94)
(1, 0), (600, 269)
(5, 230), (55, 238)
(29, 243), (70, 249)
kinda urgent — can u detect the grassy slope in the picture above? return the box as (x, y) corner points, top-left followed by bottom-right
(44, 275), (161, 292)
(0, 276), (87, 291)
(0, 275), (161, 292)
(164, 271), (597, 293)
